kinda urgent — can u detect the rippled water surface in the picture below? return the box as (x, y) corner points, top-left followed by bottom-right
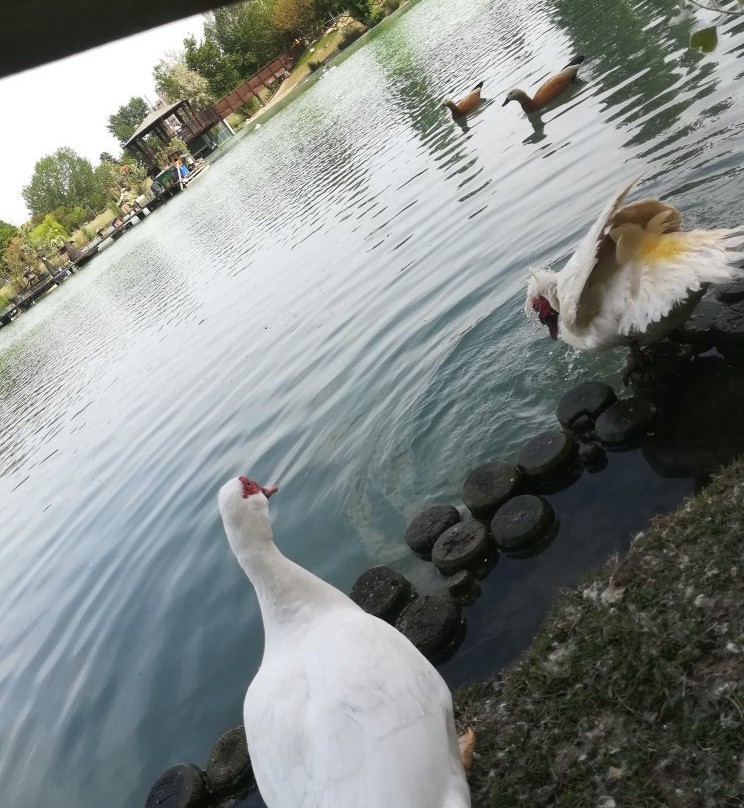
(3, 0), (744, 805)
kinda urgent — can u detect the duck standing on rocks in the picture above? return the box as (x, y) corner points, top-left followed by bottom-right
(442, 81), (484, 118)
(503, 55), (584, 112)
(218, 476), (473, 808)
(525, 177), (744, 374)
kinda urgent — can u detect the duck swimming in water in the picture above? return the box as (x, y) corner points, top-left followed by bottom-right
(442, 81), (484, 118)
(503, 55), (584, 113)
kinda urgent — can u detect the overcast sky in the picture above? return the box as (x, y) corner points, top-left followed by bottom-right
(0, 14), (206, 226)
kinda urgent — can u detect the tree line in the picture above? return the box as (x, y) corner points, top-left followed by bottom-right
(1, 0), (395, 307)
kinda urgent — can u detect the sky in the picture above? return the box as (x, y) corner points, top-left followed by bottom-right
(0, 14), (207, 226)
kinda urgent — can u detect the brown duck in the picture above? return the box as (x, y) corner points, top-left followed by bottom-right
(503, 55), (584, 113)
(442, 81), (484, 117)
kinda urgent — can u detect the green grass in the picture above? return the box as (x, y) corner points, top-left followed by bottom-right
(456, 460), (744, 807)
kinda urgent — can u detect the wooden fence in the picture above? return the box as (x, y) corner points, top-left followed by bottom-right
(212, 52), (299, 119)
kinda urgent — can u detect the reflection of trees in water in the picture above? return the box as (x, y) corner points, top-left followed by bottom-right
(550, 0), (718, 152)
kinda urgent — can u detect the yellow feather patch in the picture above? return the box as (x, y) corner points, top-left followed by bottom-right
(638, 232), (692, 265)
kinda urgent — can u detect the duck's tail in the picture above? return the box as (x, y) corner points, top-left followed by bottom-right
(472, 80), (484, 90)
(562, 54), (585, 69)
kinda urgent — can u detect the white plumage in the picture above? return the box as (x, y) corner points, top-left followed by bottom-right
(218, 477), (471, 808)
(526, 177), (744, 351)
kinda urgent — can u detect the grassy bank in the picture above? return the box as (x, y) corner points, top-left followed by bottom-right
(456, 460), (744, 807)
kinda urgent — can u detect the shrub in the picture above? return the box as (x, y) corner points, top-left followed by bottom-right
(337, 24), (365, 51)
(307, 59), (322, 71)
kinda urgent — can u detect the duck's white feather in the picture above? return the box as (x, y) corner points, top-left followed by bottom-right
(529, 178), (744, 351)
(246, 609), (468, 808)
(218, 478), (470, 808)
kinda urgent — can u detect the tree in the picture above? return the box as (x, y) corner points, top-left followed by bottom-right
(21, 148), (106, 217)
(153, 53), (215, 109)
(0, 220), (17, 255)
(28, 215), (68, 255)
(184, 35), (242, 98)
(107, 96), (151, 146)
(204, 1), (290, 77)
(272, 0), (323, 40)
(99, 151), (119, 164)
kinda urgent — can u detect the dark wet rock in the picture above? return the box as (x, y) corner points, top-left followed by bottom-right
(405, 504), (461, 558)
(446, 570), (481, 604)
(714, 279), (744, 304)
(431, 521), (492, 575)
(349, 565), (416, 623)
(395, 594), (463, 663)
(643, 356), (744, 480)
(578, 441), (607, 471)
(206, 726), (255, 797)
(145, 764), (208, 808)
(672, 298), (725, 351)
(517, 430), (576, 480)
(629, 342), (691, 404)
(713, 302), (744, 357)
(556, 381), (617, 431)
(490, 494), (555, 554)
(461, 461), (521, 519)
(594, 398), (655, 448)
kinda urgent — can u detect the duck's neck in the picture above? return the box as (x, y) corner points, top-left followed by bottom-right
(232, 534), (354, 650)
(444, 100), (461, 116)
(513, 90), (537, 112)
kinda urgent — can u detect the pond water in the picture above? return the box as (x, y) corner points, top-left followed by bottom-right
(2, 0), (744, 805)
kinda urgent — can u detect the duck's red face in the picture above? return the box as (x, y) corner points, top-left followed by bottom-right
(531, 296), (559, 340)
(240, 477), (279, 499)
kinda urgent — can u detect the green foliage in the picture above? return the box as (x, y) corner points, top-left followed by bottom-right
(152, 136), (191, 170)
(29, 215), (69, 255)
(337, 24), (365, 50)
(50, 206), (88, 232)
(184, 35), (242, 98)
(153, 54), (216, 108)
(107, 97), (151, 147)
(22, 147), (106, 217)
(0, 220), (18, 255)
(691, 26), (718, 52)
(204, 1), (291, 78)
(99, 151), (118, 164)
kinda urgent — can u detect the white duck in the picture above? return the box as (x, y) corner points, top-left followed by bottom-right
(526, 177), (744, 363)
(218, 476), (473, 808)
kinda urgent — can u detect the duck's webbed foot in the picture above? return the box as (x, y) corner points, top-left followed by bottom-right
(622, 342), (647, 386)
(458, 727), (476, 773)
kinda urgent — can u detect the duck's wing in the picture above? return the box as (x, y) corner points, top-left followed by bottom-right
(245, 610), (470, 808)
(557, 177), (640, 332)
(531, 72), (573, 108)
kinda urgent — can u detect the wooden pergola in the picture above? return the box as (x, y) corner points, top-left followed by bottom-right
(124, 99), (222, 174)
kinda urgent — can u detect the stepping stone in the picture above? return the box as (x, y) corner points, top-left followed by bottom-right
(713, 302), (744, 355)
(349, 566), (416, 623)
(594, 398), (655, 447)
(578, 441), (607, 471)
(490, 494), (555, 554)
(461, 461), (521, 519)
(405, 504), (461, 557)
(629, 342), (691, 402)
(206, 726), (255, 797)
(672, 298), (725, 349)
(395, 594), (463, 663)
(431, 521), (492, 575)
(446, 570), (481, 604)
(555, 381), (617, 430)
(516, 430), (576, 479)
(714, 279), (744, 304)
(145, 764), (208, 808)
